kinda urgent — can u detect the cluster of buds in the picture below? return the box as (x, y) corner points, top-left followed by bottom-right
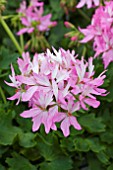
(16, 0), (57, 51)
(6, 48), (107, 137)
(64, 21), (80, 47)
(80, 1), (113, 68)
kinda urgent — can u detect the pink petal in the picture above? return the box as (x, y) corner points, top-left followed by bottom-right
(52, 79), (58, 101)
(4, 81), (16, 87)
(70, 116), (82, 130)
(17, 28), (28, 35)
(34, 74), (51, 87)
(32, 114), (42, 132)
(16, 75), (36, 85)
(22, 86), (38, 101)
(76, 0), (86, 8)
(7, 92), (20, 105)
(84, 98), (100, 108)
(20, 108), (41, 118)
(61, 117), (70, 137)
(27, 27), (34, 33)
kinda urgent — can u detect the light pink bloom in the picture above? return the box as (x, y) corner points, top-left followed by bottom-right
(6, 48), (107, 136)
(17, 0), (57, 35)
(54, 100), (81, 137)
(20, 91), (58, 133)
(17, 52), (31, 75)
(80, 2), (113, 68)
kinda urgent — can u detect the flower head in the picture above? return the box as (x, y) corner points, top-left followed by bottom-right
(79, 1), (113, 68)
(17, 0), (57, 35)
(6, 48), (107, 136)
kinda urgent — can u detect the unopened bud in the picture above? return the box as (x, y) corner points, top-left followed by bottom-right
(64, 21), (75, 29)
(0, 0), (6, 14)
(71, 35), (78, 41)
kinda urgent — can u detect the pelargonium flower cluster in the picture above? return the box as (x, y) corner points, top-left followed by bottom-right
(6, 48), (107, 137)
(17, 0), (57, 35)
(76, 0), (100, 8)
(80, 1), (113, 68)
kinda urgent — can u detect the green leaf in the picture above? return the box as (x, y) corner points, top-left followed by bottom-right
(100, 131), (113, 144)
(36, 132), (60, 161)
(49, 0), (64, 20)
(0, 164), (5, 170)
(20, 147), (41, 162)
(70, 128), (84, 136)
(107, 163), (113, 170)
(60, 138), (75, 152)
(96, 151), (110, 165)
(50, 0), (61, 12)
(40, 156), (72, 170)
(74, 137), (105, 153)
(79, 114), (106, 133)
(87, 153), (104, 170)
(106, 146), (113, 159)
(86, 138), (105, 153)
(6, 153), (37, 170)
(0, 146), (8, 157)
(0, 47), (18, 70)
(74, 137), (90, 152)
(18, 132), (37, 148)
(0, 104), (21, 145)
(48, 21), (68, 48)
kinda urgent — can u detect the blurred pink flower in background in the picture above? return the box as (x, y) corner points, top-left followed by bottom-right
(17, 0), (57, 35)
(79, 1), (113, 68)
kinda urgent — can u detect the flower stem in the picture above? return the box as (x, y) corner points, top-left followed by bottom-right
(0, 16), (22, 55)
(0, 86), (7, 104)
(82, 46), (87, 57)
(19, 23), (24, 50)
(77, 9), (90, 22)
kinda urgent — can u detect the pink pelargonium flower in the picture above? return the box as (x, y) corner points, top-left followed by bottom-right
(76, 0), (100, 8)
(6, 48), (107, 137)
(20, 91), (58, 133)
(17, 0), (57, 35)
(54, 100), (81, 137)
(5, 65), (38, 105)
(79, 1), (113, 68)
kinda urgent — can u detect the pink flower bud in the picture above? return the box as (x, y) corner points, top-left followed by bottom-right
(64, 21), (75, 29)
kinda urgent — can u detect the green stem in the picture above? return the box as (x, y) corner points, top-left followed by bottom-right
(19, 23), (24, 50)
(0, 86), (7, 104)
(20, 32), (24, 51)
(82, 46), (87, 57)
(0, 16), (22, 55)
(2, 15), (16, 20)
(0, 72), (8, 78)
(77, 9), (90, 22)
